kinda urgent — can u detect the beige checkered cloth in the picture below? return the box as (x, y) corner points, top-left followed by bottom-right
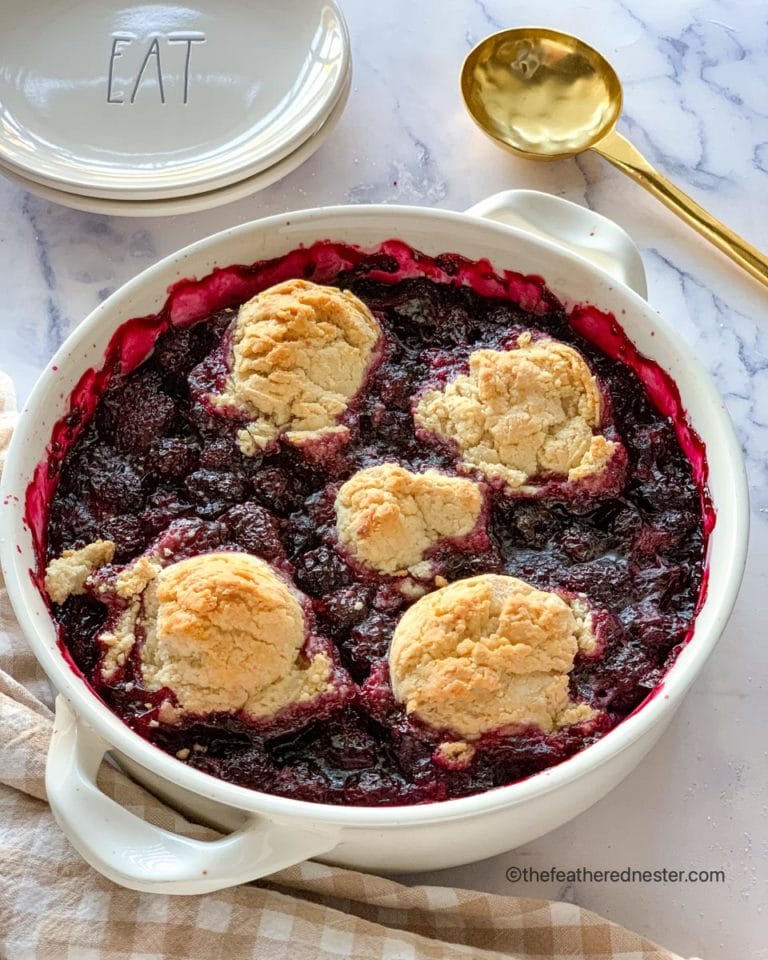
(0, 373), (694, 960)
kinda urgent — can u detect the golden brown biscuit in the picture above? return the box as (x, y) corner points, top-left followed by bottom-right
(214, 279), (381, 453)
(389, 574), (596, 737)
(98, 552), (331, 721)
(415, 333), (617, 490)
(335, 464), (484, 575)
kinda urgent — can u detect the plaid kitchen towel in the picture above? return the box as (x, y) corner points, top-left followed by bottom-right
(0, 374), (698, 960)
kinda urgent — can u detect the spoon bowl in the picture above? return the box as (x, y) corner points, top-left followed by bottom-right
(462, 27), (768, 289)
(461, 27), (622, 160)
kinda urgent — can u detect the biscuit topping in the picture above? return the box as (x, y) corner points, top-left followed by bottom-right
(415, 334), (617, 490)
(389, 574), (596, 737)
(215, 279), (382, 453)
(44, 539), (115, 604)
(142, 552), (309, 711)
(335, 464), (484, 574)
(97, 551), (331, 721)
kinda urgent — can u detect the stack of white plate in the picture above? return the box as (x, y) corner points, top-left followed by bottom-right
(0, 0), (350, 216)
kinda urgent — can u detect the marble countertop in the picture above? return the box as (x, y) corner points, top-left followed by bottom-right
(1, 1), (766, 956)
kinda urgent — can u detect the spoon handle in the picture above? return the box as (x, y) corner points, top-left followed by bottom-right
(591, 129), (768, 289)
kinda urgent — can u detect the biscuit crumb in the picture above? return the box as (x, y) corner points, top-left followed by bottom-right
(116, 556), (161, 599)
(415, 335), (617, 490)
(99, 557), (163, 680)
(389, 574), (597, 737)
(570, 597), (597, 655)
(335, 464), (483, 574)
(100, 619), (139, 680)
(44, 540), (115, 604)
(399, 579), (429, 600)
(436, 740), (475, 766)
(214, 279), (381, 452)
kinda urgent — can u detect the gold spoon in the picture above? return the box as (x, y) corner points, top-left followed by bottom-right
(461, 27), (768, 289)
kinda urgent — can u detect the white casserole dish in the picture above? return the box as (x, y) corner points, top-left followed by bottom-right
(0, 192), (748, 894)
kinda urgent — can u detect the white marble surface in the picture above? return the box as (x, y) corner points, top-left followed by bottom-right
(1, 0), (766, 956)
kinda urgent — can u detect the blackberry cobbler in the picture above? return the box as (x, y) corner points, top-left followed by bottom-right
(34, 240), (709, 806)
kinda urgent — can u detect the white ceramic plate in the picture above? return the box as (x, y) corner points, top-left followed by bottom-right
(0, 68), (350, 217)
(0, 0), (349, 200)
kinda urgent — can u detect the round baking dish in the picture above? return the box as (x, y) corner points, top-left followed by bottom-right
(0, 192), (748, 893)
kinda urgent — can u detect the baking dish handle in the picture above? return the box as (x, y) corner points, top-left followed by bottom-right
(46, 696), (340, 894)
(466, 190), (648, 299)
